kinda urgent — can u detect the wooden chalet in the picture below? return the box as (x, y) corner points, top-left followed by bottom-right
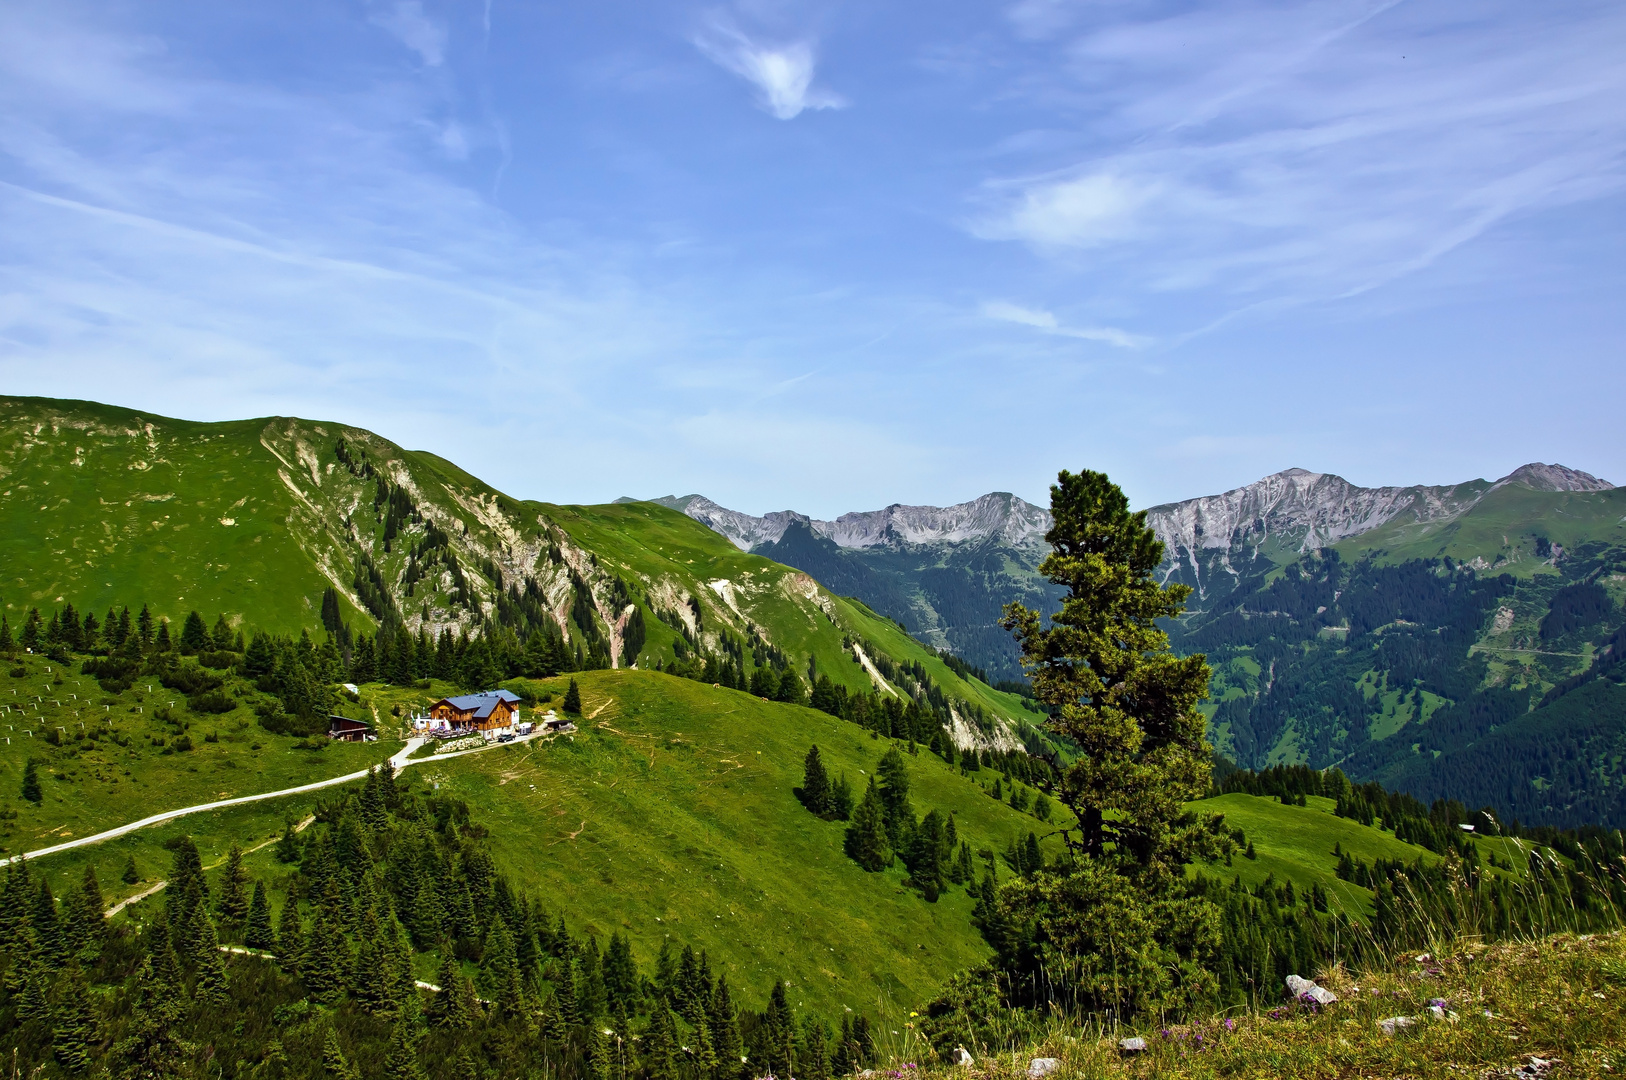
(328, 715), (374, 742)
(428, 689), (521, 733)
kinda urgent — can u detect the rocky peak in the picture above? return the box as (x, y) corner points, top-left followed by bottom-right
(1490, 463), (1614, 492)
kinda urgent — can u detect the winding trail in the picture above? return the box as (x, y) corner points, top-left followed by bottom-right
(5, 730), (548, 869)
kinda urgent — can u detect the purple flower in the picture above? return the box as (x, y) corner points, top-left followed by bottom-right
(1427, 998), (1449, 1009)
(1224, 1019), (1236, 1032)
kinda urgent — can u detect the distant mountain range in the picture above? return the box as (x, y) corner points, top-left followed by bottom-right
(628, 462), (1617, 680)
(633, 465), (1626, 826)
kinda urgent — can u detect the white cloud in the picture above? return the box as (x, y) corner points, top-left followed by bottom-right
(694, 18), (846, 120)
(974, 1), (1626, 302)
(981, 300), (1148, 348)
(370, 1), (447, 67)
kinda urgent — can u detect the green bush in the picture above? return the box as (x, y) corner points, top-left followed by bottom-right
(188, 689), (238, 714)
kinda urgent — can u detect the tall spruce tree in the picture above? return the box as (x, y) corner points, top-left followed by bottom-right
(245, 882), (275, 950)
(21, 758), (42, 803)
(799, 745), (831, 818)
(760, 981), (796, 1080)
(217, 843), (251, 927)
(709, 975), (745, 1080)
(52, 959), (98, 1073)
(995, 468), (1225, 1016)
(843, 777), (889, 872)
(562, 677), (583, 714)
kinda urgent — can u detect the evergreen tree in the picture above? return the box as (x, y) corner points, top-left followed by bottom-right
(996, 468), (1223, 1016)
(843, 777), (890, 872)
(480, 915), (526, 1016)
(877, 748), (914, 851)
(563, 677), (583, 714)
(604, 930), (640, 1019)
(761, 981), (796, 1080)
(589, 1026), (614, 1080)
(799, 745), (831, 818)
(212, 613), (235, 651)
(193, 916), (231, 1006)
(22, 607), (43, 650)
(180, 610), (208, 653)
(0, 615), (11, 654)
(276, 896), (304, 975)
(274, 820), (301, 863)
(122, 854), (141, 884)
(323, 1026), (361, 1080)
(52, 958), (97, 1073)
(108, 924), (187, 1080)
(21, 758), (42, 803)
(245, 882), (275, 950)
(709, 975), (745, 1080)
(430, 944), (473, 1029)
(801, 1018), (830, 1080)
(644, 1004), (679, 1080)
(217, 843), (251, 927)
(383, 1019), (427, 1080)
(33, 878), (62, 966)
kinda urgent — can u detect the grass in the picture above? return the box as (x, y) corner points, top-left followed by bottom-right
(0, 395), (1047, 745)
(395, 668), (1064, 1019)
(0, 652), (390, 861)
(895, 932), (1626, 1080)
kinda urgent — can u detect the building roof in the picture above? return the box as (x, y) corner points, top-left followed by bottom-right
(437, 689), (522, 720)
(328, 715), (372, 729)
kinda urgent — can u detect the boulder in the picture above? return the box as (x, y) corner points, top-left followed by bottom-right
(1285, 975), (1338, 1005)
(952, 1048), (974, 1067)
(1378, 1016), (1416, 1036)
(1027, 1057), (1062, 1077)
(1118, 1038), (1147, 1053)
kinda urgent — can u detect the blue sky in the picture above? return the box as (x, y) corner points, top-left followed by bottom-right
(1, 0), (1623, 516)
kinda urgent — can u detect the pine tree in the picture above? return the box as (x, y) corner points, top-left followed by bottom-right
(323, 1026), (361, 1080)
(245, 882), (275, 949)
(876, 748), (914, 851)
(710, 975), (744, 1080)
(0, 615), (11, 654)
(589, 1026), (614, 1080)
(108, 924), (187, 1079)
(383, 1018), (427, 1080)
(799, 745), (831, 818)
(644, 1005), (679, 1080)
(430, 944), (471, 1028)
(563, 678), (583, 714)
(193, 916), (231, 1006)
(997, 468), (1223, 1016)
(801, 1018), (830, 1080)
(32, 878), (62, 967)
(121, 853), (140, 884)
(180, 610), (208, 653)
(217, 843), (251, 927)
(761, 981), (796, 1080)
(276, 895), (304, 975)
(843, 777), (890, 872)
(52, 958), (98, 1073)
(21, 758), (42, 803)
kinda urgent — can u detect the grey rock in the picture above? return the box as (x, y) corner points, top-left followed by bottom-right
(1118, 1038), (1147, 1052)
(952, 1048), (973, 1067)
(1286, 974), (1338, 1005)
(1378, 1015), (1417, 1035)
(1027, 1057), (1062, 1077)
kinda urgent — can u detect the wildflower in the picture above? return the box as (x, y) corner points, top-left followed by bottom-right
(1223, 1019), (1236, 1032)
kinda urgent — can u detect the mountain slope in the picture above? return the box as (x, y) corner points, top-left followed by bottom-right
(645, 464), (1616, 682)
(0, 396), (1045, 748)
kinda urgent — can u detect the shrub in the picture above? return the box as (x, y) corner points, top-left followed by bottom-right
(161, 661), (224, 695)
(172, 734), (194, 753)
(188, 689), (238, 714)
(198, 649), (241, 670)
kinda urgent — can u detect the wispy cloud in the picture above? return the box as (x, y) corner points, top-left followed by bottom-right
(369, 1), (448, 67)
(981, 300), (1148, 349)
(975, 1), (1626, 301)
(693, 16), (846, 120)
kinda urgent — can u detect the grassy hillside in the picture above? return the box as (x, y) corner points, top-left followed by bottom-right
(0, 396), (1046, 749)
(1336, 481), (1626, 575)
(0, 651), (390, 860)
(17, 666), (1064, 1022)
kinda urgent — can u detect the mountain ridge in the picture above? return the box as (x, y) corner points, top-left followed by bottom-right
(641, 462), (1615, 564)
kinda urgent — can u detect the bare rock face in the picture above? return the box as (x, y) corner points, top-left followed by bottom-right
(661, 492), (1051, 553)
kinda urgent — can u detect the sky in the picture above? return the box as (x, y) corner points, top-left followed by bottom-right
(1, 0), (1623, 517)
